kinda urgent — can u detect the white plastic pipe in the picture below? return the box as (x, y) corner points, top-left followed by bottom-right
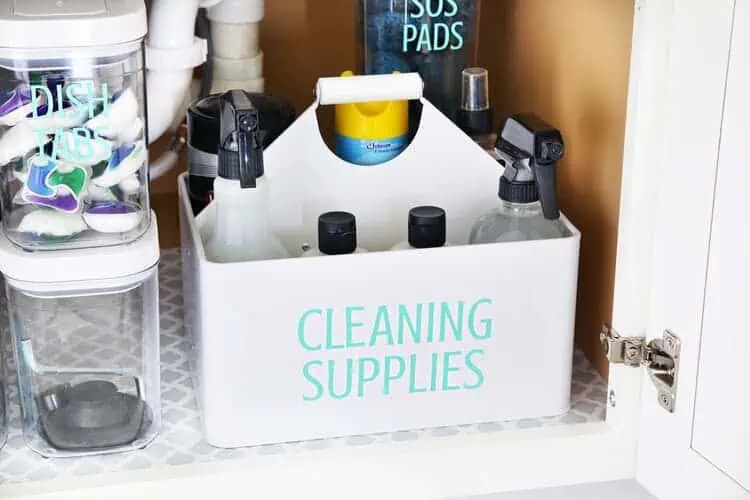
(146, 0), (206, 145)
(207, 0), (264, 94)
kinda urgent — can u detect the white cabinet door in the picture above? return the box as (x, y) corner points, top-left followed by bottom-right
(637, 1), (750, 499)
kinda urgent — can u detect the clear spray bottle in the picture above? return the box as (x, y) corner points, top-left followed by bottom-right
(470, 114), (570, 244)
(203, 90), (290, 263)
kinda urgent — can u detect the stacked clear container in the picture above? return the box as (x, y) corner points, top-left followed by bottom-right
(0, 0), (161, 458)
(0, 44), (150, 251)
(357, 0), (482, 121)
(4, 250), (160, 457)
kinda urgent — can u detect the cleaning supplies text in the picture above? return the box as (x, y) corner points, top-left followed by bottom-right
(298, 298), (493, 401)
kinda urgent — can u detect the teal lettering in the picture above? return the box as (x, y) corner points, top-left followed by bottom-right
(328, 359), (354, 399)
(408, 353), (427, 393)
(325, 308), (345, 350)
(397, 304), (422, 344)
(49, 128), (63, 162)
(383, 355), (406, 395)
(468, 298), (493, 340)
(31, 85), (52, 118)
(370, 305), (394, 346)
(433, 23), (451, 51)
(297, 308), (323, 351)
(34, 129), (50, 161)
(409, 0), (425, 18)
(357, 357), (380, 397)
(440, 301), (464, 341)
(87, 83), (110, 118)
(92, 127), (113, 158)
(345, 306), (366, 348)
(464, 349), (485, 389)
(442, 351), (462, 391)
(53, 84), (66, 115)
(450, 21), (465, 50)
(444, 0), (459, 17)
(66, 127), (94, 162)
(416, 24), (432, 51)
(426, 302), (436, 342)
(403, 24), (419, 52)
(426, 0), (443, 17)
(429, 352), (440, 391)
(302, 361), (324, 401)
(66, 88), (87, 122)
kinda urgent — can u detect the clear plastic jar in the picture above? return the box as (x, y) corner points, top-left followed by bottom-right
(0, 216), (161, 458)
(0, 43), (150, 251)
(357, 0), (482, 120)
(6, 267), (160, 457)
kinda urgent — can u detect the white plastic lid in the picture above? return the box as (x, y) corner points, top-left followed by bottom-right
(0, 211), (160, 286)
(0, 0), (147, 51)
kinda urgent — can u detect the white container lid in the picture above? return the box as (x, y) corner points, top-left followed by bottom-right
(0, 211), (160, 286)
(0, 0), (147, 51)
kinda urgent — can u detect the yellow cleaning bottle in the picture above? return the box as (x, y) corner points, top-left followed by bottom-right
(335, 70), (409, 166)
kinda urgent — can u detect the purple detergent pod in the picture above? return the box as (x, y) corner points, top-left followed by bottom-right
(92, 141), (146, 188)
(21, 154), (88, 213)
(82, 201), (143, 234)
(0, 85), (41, 127)
(24, 192), (80, 213)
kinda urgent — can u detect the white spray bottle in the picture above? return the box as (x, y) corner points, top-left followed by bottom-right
(203, 90), (290, 263)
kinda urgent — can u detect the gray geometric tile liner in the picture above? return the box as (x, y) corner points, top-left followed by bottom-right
(0, 250), (608, 484)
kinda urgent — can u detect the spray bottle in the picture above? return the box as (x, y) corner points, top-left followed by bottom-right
(203, 90), (290, 263)
(470, 114), (570, 244)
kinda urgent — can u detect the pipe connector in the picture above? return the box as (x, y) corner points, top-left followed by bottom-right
(146, 37), (207, 72)
(207, 0), (264, 24)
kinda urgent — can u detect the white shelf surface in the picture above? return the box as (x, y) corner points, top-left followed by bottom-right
(0, 250), (608, 495)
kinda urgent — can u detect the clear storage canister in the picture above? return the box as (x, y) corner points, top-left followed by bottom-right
(0, 217), (161, 458)
(357, 0), (481, 120)
(0, 0), (150, 251)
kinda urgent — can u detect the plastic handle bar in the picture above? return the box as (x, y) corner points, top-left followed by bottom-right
(315, 72), (424, 105)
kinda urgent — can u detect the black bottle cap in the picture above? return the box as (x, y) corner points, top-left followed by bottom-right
(318, 212), (358, 255)
(408, 206), (447, 248)
(456, 108), (493, 137)
(499, 177), (539, 204)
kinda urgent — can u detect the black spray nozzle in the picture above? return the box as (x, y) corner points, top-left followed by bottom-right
(495, 113), (564, 219)
(218, 89), (264, 189)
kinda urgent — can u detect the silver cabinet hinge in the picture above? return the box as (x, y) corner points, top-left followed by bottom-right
(600, 324), (680, 413)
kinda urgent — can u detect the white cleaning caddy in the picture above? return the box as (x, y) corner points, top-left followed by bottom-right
(179, 73), (581, 448)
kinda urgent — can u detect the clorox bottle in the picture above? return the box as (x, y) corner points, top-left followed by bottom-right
(335, 70), (409, 166)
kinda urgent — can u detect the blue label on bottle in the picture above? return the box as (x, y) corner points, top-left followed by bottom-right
(336, 134), (408, 166)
